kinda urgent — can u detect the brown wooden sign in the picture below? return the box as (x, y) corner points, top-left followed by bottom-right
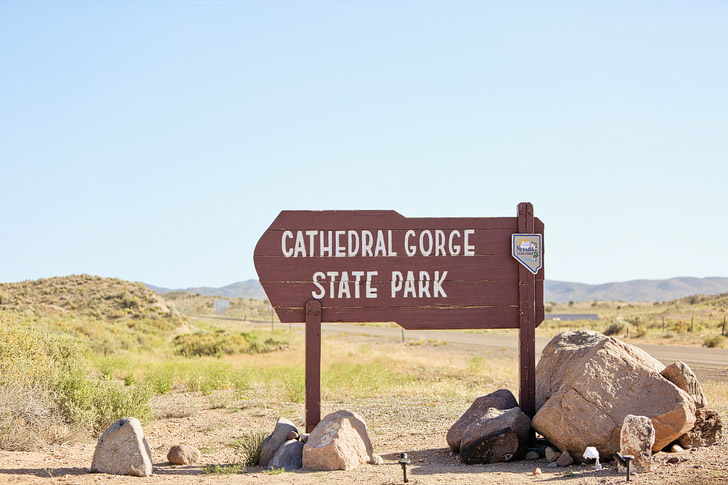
(254, 209), (544, 329)
(254, 203), (544, 431)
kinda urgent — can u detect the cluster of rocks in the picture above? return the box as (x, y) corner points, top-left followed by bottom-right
(261, 410), (382, 471)
(448, 330), (723, 473)
(90, 410), (381, 477)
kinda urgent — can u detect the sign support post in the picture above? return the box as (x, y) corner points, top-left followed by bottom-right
(517, 202), (536, 418)
(305, 299), (322, 432)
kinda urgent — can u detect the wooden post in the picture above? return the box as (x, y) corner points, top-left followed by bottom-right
(517, 202), (536, 419)
(305, 300), (322, 432)
(662, 316), (665, 334)
(723, 315), (726, 337)
(691, 316), (694, 333)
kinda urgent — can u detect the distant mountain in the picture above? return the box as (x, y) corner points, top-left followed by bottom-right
(546, 277), (728, 303)
(147, 276), (728, 304)
(146, 279), (267, 300)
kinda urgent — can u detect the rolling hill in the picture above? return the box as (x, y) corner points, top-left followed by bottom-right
(146, 277), (728, 303)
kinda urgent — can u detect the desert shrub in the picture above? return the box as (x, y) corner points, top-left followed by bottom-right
(0, 317), (153, 448)
(703, 334), (724, 348)
(633, 324), (648, 338)
(144, 361), (178, 394)
(173, 331), (287, 357)
(603, 321), (626, 336)
(230, 430), (267, 466)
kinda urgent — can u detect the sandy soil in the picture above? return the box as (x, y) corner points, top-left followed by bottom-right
(2, 334), (726, 485)
(2, 388), (727, 485)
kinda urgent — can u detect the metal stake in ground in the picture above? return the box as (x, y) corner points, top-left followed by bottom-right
(398, 452), (411, 483)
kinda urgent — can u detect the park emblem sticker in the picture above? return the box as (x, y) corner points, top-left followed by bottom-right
(512, 234), (542, 275)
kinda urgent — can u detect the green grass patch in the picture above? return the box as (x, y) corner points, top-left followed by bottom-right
(230, 430), (267, 466)
(203, 463), (244, 474)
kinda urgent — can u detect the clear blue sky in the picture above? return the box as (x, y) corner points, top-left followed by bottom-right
(1, 1), (726, 288)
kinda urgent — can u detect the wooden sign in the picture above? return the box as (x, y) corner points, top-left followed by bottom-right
(254, 203), (544, 430)
(254, 210), (544, 329)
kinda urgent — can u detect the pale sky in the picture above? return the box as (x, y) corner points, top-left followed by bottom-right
(1, 1), (726, 288)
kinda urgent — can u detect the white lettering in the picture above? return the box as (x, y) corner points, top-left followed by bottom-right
(306, 230), (317, 256)
(434, 271), (448, 297)
(351, 271), (364, 298)
(404, 230), (416, 257)
(335, 230), (346, 257)
(320, 231), (333, 257)
(282, 231), (294, 257)
(326, 271), (338, 296)
(293, 231), (306, 257)
(362, 230), (373, 257)
(420, 230), (433, 256)
(365, 271), (378, 298)
(387, 230), (397, 256)
(418, 271), (431, 297)
(338, 271), (350, 298)
(434, 230), (446, 256)
(448, 230), (461, 256)
(374, 230), (387, 257)
(391, 271), (403, 297)
(347, 231), (360, 257)
(464, 229), (475, 256)
(403, 271), (416, 298)
(312, 271), (326, 298)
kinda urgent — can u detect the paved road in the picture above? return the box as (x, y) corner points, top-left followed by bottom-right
(200, 315), (728, 381)
(312, 323), (728, 381)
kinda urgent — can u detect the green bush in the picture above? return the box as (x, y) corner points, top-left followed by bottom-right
(173, 331), (288, 357)
(703, 334), (724, 348)
(603, 321), (626, 336)
(0, 316), (153, 448)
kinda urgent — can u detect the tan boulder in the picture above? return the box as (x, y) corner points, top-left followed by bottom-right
(535, 330), (663, 410)
(660, 362), (707, 408)
(532, 334), (695, 459)
(620, 415), (655, 473)
(91, 417), (153, 477)
(167, 444), (201, 465)
(678, 408), (723, 448)
(302, 410), (376, 471)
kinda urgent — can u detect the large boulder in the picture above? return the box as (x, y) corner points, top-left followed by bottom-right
(660, 362), (707, 409)
(302, 410), (376, 471)
(268, 439), (304, 471)
(678, 408), (723, 448)
(446, 389), (519, 453)
(535, 330), (664, 410)
(620, 415), (655, 473)
(532, 333), (695, 459)
(458, 407), (531, 464)
(91, 417), (153, 477)
(259, 418), (298, 467)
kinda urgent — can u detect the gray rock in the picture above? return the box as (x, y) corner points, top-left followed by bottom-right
(556, 451), (574, 467)
(167, 444), (201, 465)
(91, 417), (153, 477)
(545, 446), (560, 462)
(446, 389), (519, 453)
(547, 462), (558, 468)
(299, 433), (309, 444)
(532, 333), (695, 459)
(678, 408), (723, 448)
(669, 444), (684, 453)
(525, 451), (540, 460)
(268, 439), (303, 471)
(660, 362), (707, 408)
(620, 415), (655, 473)
(370, 454), (384, 465)
(259, 418), (298, 467)
(458, 407), (531, 464)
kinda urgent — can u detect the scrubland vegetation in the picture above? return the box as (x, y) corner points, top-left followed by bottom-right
(2, 275), (727, 456)
(541, 294), (728, 347)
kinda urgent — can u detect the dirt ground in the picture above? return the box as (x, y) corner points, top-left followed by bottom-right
(2, 337), (727, 485)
